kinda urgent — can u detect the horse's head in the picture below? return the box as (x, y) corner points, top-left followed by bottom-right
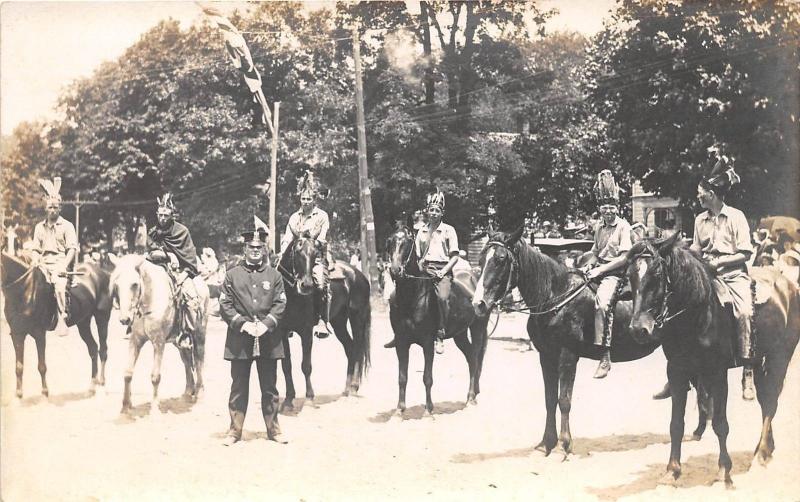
(289, 231), (318, 296)
(110, 255), (145, 326)
(385, 226), (414, 279)
(472, 225), (523, 317)
(627, 231), (682, 343)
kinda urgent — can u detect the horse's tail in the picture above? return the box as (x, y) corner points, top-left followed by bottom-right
(352, 286), (372, 379)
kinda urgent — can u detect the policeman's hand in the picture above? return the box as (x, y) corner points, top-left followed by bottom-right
(254, 321), (269, 336)
(240, 321), (256, 336)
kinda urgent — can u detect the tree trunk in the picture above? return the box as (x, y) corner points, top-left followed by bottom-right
(419, 2), (435, 105)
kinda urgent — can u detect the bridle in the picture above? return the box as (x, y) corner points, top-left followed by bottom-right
(483, 241), (519, 297)
(390, 228), (435, 281)
(634, 250), (686, 329)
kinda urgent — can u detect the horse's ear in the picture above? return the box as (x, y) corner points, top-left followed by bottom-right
(506, 225), (525, 245)
(656, 231), (682, 257)
(108, 253), (119, 266)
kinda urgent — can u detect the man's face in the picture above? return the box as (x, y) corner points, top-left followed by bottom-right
(45, 202), (61, 220)
(696, 185), (714, 209)
(599, 204), (618, 224)
(300, 193), (315, 211)
(427, 206), (443, 222)
(156, 210), (172, 227)
(245, 243), (264, 263)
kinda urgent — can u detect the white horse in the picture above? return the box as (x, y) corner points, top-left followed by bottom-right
(110, 255), (209, 415)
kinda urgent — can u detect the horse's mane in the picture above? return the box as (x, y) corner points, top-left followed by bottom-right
(514, 238), (572, 306)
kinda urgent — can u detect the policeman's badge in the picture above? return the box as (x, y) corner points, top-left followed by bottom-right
(262, 280), (271, 291)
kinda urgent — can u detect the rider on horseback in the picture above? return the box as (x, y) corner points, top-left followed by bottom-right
(146, 193), (200, 349)
(31, 177), (77, 335)
(277, 170), (334, 338)
(417, 189), (460, 355)
(580, 170), (632, 379)
(693, 157), (756, 400)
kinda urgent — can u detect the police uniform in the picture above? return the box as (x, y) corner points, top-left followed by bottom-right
(219, 229), (287, 443)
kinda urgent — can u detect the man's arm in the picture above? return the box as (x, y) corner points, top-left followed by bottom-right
(219, 271), (248, 332)
(317, 213), (330, 244)
(64, 222), (79, 270)
(438, 226), (460, 276)
(689, 217), (702, 254)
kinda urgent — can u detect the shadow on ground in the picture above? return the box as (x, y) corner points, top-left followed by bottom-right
(279, 393), (344, 416)
(368, 401), (467, 423)
(587, 450), (752, 500)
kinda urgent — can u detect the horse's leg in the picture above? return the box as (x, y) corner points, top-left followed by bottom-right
(331, 315), (354, 396)
(661, 363), (690, 483)
(535, 351), (558, 456)
(472, 324), (489, 398)
(12, 331), (26, 399)
(76, 318), (99, 394)
(396, 340), (410, 413)
(280, 334), (296, 411)
(753, 353), (790, 465)
(557, 348), (579, 458)
(33, 331), (49, 398)
(423, 336), (434, 415)
(708, 367), (733, 487)
(150, 341), (165, 415)
(300, 328), (315, 403)
(193, 327), (206, 398)
(453, 332), (475, 404)
(95, 311), (111, 387)
(121, 335), (145, 413)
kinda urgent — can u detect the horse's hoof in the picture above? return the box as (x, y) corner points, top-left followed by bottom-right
(41, 389), (49, 398)
(711, 470), (733, 489)
(658, 470), (679, 485)
(280, 400), (295, 412)
(15, 390), (23, 400)
(423, 409), (434, 419)
(533, 441), (553, 457)
(756, 452), (772, 467)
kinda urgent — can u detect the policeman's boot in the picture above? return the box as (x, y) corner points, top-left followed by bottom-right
(264, 399), (287, 444)
(737, 317), (756, 401)
(593, 309), (612, 379)
(223, 409), (245, 446)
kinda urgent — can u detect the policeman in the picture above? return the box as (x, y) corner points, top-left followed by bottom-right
(219, 226), (287, 445)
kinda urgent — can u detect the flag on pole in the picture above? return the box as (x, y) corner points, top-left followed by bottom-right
(201, 5), (273, 127)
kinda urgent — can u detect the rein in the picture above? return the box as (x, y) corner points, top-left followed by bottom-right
(484, 240), (588, 316)
(1, 265), (35, 291)
(652, 262), (686, 328)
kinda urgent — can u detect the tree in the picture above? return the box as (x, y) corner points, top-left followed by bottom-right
(586, 0), (800, 219)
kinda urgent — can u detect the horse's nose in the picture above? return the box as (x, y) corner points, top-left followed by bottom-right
(472, 300), (488, 317)
(119, 315), (131, 326)
(629, 319), (653, 344)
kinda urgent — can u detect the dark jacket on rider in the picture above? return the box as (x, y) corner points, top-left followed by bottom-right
(147, 220), (199, 277)
(220, 259), (286, 360)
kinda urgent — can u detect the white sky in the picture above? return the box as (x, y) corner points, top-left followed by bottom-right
(0, 0), (616, 135)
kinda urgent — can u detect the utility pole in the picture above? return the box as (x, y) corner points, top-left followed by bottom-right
(62, 192), (98, 245)
(352, 27), (380, 293)
(269, 102), (280, 252)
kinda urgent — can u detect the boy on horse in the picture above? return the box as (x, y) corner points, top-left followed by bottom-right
(277, 170), (334, 337)
(581, 170), (632, 379)
(31, 177), (77, 335)
(417, 189), (460, 354)
(692, 157), (756, 400)
(146, 193), (200, 349)
(219, 226), (287, 446)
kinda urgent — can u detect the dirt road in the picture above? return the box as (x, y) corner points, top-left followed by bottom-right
(2, 307), (799, 501)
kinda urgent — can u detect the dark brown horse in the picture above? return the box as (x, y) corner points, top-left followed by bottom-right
(276, 233), (371, 409)
(470, 228), (710, 458)
(2, 252), (113, 399)
(628, 232), (800, 486)
(386, 226), (489, 415)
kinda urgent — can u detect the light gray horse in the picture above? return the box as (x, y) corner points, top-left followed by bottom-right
(111, 255), (208, 415)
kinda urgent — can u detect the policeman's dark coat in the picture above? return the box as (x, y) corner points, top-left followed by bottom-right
(147, 220), (199, 277)
(219, 259), (287, 360)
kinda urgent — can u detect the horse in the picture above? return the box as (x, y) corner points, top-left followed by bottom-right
(276, 233), (371, 408)
(385, 226), (490, 414)
(1, 251), (113, 399)
(110, 255), (209, 414)
(627, 232), (800, 486)
(470, 227), (710, 458)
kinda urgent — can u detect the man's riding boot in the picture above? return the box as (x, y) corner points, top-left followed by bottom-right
(594, 350), (611, 379)
(55, 288), (69, 336)
(435, 328), (445, 355)
(177, 303), (195, 350)
(593, 309), (611, 379)
(736, 316), (756, 401)
(223, 409), (245, 446)
(652, 382), (671, 400)
(313, 289), (331, 339)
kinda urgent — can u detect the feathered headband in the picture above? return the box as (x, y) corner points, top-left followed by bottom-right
(426, 189), (445, 211)
(156, 193), (176, 214)
(594, 170), (621, 204)
(38, 177), (62, 204)
(704, 158), (740, 190)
